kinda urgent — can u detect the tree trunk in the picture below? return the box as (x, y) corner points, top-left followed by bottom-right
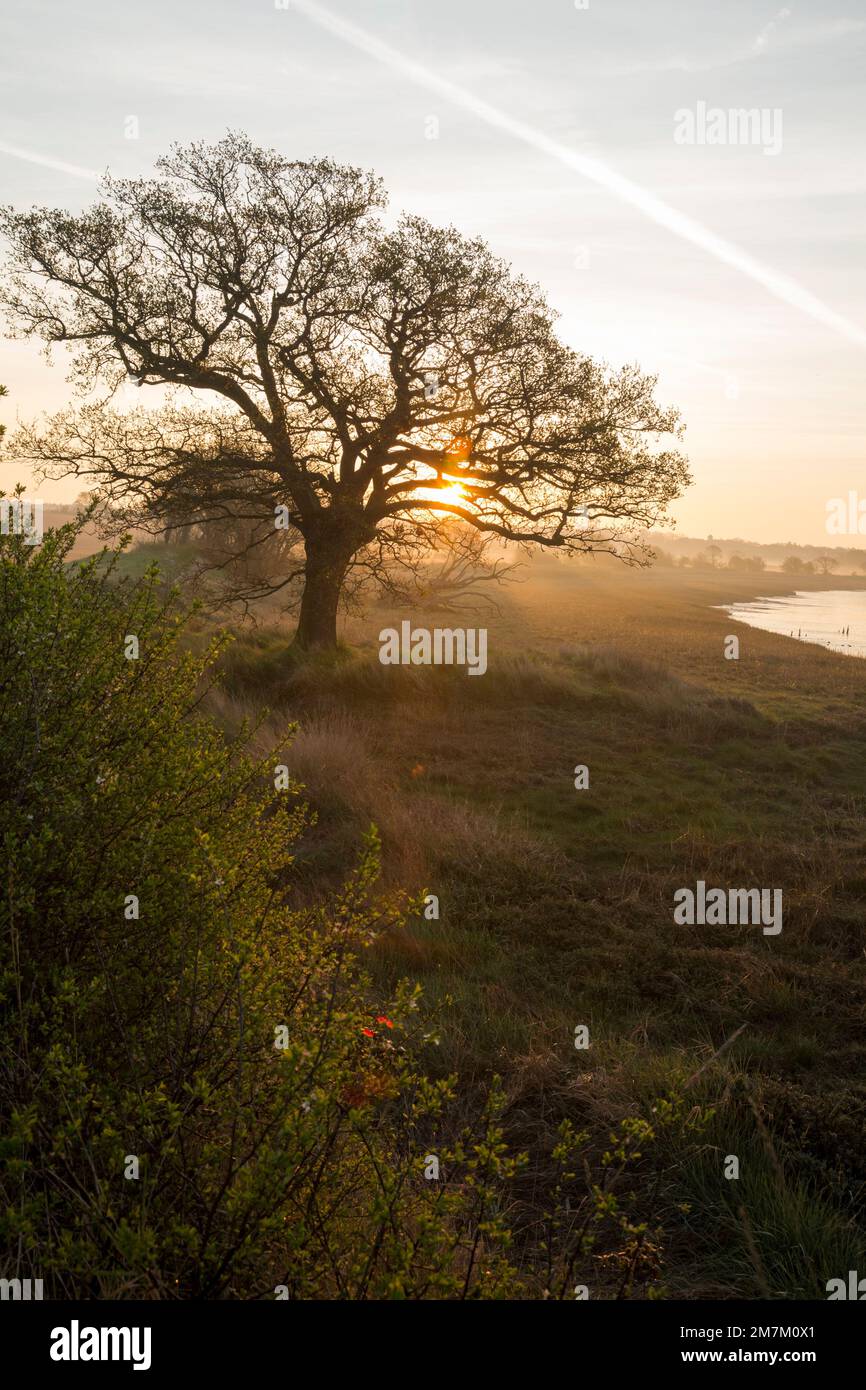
(293, 542), (350, 650)
(293, 507), (377, 650)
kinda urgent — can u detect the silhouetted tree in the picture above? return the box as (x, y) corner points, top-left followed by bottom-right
(1, 134), (689, 648)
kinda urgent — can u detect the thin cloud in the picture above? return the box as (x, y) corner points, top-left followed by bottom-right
(0, 141), (100, 182)
(753, 6), (792, 53)
(289, 0), (866, 349)
(611, 14), (865, 74)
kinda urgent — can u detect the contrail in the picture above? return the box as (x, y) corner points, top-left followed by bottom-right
(289, 0), (866, 349)
(0, 141), (100, 182)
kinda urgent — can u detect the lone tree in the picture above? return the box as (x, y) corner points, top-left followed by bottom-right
(1, 133), (689, 648)
(814, 555), (838, 576)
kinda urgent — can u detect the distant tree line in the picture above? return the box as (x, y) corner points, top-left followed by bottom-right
(651, 544), (866, 576)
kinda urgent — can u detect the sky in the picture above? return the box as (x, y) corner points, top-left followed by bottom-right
(0, 0), (864, 545)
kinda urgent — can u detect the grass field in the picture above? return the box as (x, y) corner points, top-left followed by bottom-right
(167, 550), (866, 1297)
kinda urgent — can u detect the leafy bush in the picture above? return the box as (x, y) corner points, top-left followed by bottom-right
(0, 520), (526, 1299)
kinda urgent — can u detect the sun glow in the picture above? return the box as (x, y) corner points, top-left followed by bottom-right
(437, 479), (467, 507)
(418, 477), (467, 510)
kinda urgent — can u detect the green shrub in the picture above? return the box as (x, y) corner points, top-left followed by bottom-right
(0, 520), (526, 1299)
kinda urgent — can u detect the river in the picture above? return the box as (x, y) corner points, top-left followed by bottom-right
(721, 589), (866, 658)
